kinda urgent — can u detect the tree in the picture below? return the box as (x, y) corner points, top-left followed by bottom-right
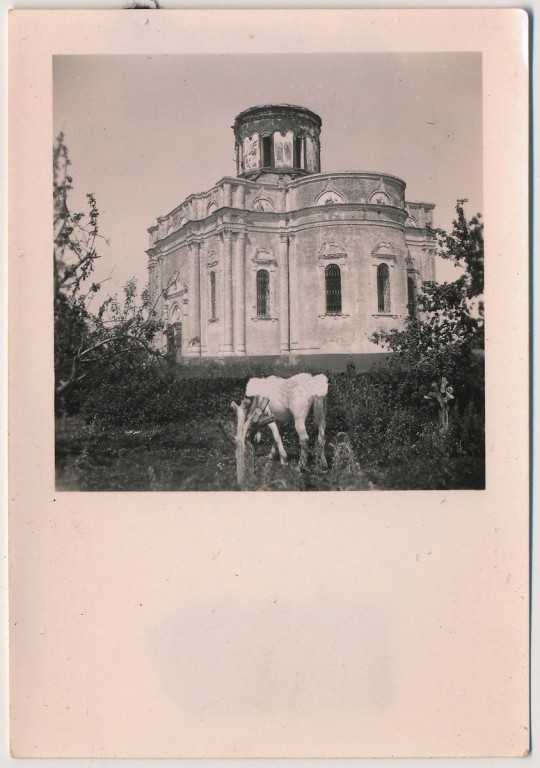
(54, 133), (166, 413)
(430, 198), (484, 301)
(372, 200), (484, 407)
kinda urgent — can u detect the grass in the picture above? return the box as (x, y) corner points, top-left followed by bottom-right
(55, 399), (484, 492)
(56, 358), (485, 492)
(56, 416), (372, 492)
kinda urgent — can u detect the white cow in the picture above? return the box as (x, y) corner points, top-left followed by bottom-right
(233, 373), (328, 470)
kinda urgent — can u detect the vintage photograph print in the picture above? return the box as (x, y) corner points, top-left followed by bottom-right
(54, 53), (484, 491)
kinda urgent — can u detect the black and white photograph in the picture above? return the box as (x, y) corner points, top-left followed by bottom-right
(53, 51), (484, 491)
(8, 8), (530, 761)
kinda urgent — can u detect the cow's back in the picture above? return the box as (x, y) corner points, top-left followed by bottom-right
(245, 373), (328, 424)
(246, 376), (291, 422)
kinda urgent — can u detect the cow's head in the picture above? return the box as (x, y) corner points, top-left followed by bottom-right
(231, 396), (271, 444)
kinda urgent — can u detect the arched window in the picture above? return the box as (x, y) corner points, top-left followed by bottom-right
(407, 276), (416, 318)
(256, 269), (270, 318)
(209, 271), (217, 320)
(325, 264), (342, 314)
(377, 264), (391, 313)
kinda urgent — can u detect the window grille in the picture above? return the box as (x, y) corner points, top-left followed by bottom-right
(325, 264), (342, 314)
(256, 269), (270, 318)
(210, 271), (217, 320)
(377, 264), (391, 313)
(407, 276), (416, 318)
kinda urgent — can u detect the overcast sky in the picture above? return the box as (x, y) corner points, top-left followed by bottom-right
(53, 53), (482, 296)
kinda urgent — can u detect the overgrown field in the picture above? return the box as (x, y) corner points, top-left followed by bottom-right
(55, 365), (485, 491)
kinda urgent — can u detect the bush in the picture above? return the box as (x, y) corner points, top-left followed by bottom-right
(80, 357), (278, 428)
(327, 360), (484, 489)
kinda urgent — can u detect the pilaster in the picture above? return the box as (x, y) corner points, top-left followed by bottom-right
(188, 242), (201, 356)
(220, 229), (234, 354)
(288, 234), (299, 350)
(198, 240), (208, 354)
(233, 230), (247, 355)
(279, 234), (290, 353)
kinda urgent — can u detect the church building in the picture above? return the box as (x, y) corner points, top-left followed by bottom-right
(146, 104), (436, 365)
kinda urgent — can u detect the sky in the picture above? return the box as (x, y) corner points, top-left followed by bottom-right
(53, 53), (482, 297)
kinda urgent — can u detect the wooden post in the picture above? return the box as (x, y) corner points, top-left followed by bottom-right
(231, 397), (270, 489)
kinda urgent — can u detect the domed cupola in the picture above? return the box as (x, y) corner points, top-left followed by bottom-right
(233, 104), (322, 179)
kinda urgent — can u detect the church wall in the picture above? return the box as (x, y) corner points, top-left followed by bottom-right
(148, 159), (435, 361)
(291, 218), (411, 353)
(405, 201), (434, 229)
(200, 235), (222, 357)
(244, 231), (281, 356)
(244, 184), (283, 214)
(289, 173), (405, 211)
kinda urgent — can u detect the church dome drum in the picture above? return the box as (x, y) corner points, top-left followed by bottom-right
(233, 104), (322, 178)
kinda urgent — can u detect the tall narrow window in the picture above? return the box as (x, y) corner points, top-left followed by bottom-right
(294, 136), (305, 170)
(377, 264), (391, 313)
(210, 271), (217, 320)
(256, 269), (270, 318)
(325, 264), (342, 314)
(262, 135), (272, 167)
(407, 276), (416, 318)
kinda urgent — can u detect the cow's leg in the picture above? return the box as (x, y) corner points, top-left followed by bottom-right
(313, 395), (328, 469)
(268, 422), (288, 465)
(268, 443), (278, 460)
(294, 417), (310, 469)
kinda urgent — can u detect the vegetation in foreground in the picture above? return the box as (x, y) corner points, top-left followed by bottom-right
(54, 134), (484, 491)
(55, 355), (484, 492)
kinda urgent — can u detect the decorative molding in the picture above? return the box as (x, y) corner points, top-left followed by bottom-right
(166, 271), (188, 298)
(316, 178), (344, 206)
(206, 249), (219, 269)
(318, 241), (347, 260)
(404, 207), (418, 227)
(169, 303), (182, 323)
(251, 248), (277, 267)
(369, 190), (391, 205)
(252, 197), (275, 213)
(371, 242), (397, 261)
(405, 251), (419, 272)
(369, 178), (391, 205)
